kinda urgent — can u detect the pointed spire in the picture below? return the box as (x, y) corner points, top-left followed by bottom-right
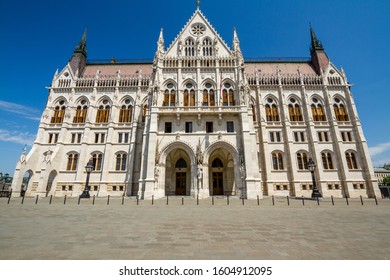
(309, 25), (329, 74)
(310, 24), (324, 53)
(74, 28), (87, 56)
(69, 29), (88, 77)
(196, 0), (201, 10)
(158, 28), (165, 48)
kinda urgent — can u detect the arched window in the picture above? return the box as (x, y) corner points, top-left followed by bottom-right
(66, 153), (78, 171)
(163, 83), (176, 107)
(202, 83), (215, 106)
(183, 83), (195, 107)
(251, 104), (256, 122)
(73, 99), (88, 124)
(116, 153), (127, 171)
(333, 97), (349, 122)
(92, 153), (103, 171)
(222, 83), (235, 106)
(96, 99), (110, 123)
(51, 100), (66, 124)
(297, 152), (309, 170)
(288, 98), (303, 122)
(142, 104), (148, 122)
(311, 98), (326, 121)
(321, 152), (334, 170)
(185, 38), (195, 57)
(265, 98), (280, 122)
(346, 152), (358, 170)
(176, 158), (188, 168)
(272, 152), (284, 170)
(202, 38), (213, 56)
(119, 99), (133, 123)
(212, 158), (224, 168)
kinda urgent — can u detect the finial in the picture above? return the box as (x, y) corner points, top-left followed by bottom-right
(310, 24), (324, 53)
(74, 28), (87, 55)
(196, 0), (200, 10)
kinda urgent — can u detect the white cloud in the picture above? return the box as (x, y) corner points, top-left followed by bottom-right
(369, 142), (390, 157)
(0, 100), (41, 121)
(0, 129), (36, 145)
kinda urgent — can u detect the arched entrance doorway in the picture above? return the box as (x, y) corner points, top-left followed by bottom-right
(208, 147), (236, 196)
(22, 170), (33, 197)
(164, 148), (192, 196)
(175, 158), (187, 195)
(212, 158), (224, 195)
(46, 170), (57, 197)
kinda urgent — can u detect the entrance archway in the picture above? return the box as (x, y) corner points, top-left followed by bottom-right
(164, 149), (192, 196)
(46, 170), (57, 197)
(208, 147), (236, 196)
(212, 158), (224, 195)
(22, 170), (33, 196)
(175, 158), (187, 195)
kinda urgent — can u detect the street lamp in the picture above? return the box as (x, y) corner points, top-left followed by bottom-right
(307, 158), (322, 198)
(80, 160), (94, 198)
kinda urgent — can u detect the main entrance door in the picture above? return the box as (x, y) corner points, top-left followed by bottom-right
(176, 172), (186, 195)
(213, 172), (224, 195)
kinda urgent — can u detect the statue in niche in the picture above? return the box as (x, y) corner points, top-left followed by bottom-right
(154, 166), (160, 182)
(177, 40), (183, 56)
(197, 164), (203, 180)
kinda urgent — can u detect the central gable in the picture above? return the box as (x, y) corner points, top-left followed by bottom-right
(165, 9), (232, 57)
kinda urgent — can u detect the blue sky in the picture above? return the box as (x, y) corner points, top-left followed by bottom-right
(0, 0), (389, 175)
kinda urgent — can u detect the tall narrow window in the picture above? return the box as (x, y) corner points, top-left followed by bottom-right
(96, 100), (110, 123)
(119, 99), (133, 123)
(311, 98), (327, 121)
(346, 152), (358, 170)
(183, 83), (195, 107)
(92, 153), (103, 171)
(297, 152), (308, 170)
(185, 38), (195, 56)
(334, 98), (349, 122)
(265, 98), (279, 122)
(66, 154), (78, 171)
(206, 122), (213, 133)
(322, 152), (334, 170)
(51, 100), (66, 124)
(142, 105), (147, 122)
(165, 122), (172, 133)
(272, 152), (284, 170)
(163, 83), (176, 107)
(202, 38), (213, 56)
(116, 153), (127, 171)
(202, 83), (215, 106)
(288, 98), (303, 122)
(73, 102), (88, 124)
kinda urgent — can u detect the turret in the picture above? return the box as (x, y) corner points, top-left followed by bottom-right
(69, 29), (87, 77)
(310, 25), (329, 74)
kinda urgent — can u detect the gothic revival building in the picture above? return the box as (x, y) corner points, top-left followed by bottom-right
(11, 6), (380, 199)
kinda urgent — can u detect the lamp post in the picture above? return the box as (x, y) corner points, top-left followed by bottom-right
(80, 160), (94, 198)
(307, 158), (322, 198)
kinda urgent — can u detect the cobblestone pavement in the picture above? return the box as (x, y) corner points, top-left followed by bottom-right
(0, 196), (389, 260)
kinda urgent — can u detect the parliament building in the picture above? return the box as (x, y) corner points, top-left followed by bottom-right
(11, 6), (380, 199)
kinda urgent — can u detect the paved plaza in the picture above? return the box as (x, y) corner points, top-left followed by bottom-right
(0, 196), (389, 260)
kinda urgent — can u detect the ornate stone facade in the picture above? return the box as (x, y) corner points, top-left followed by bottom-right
(11, 7), (380, 199)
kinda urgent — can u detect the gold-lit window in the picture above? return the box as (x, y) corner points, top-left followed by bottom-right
(96, 104), (110, 123)
(265, 98), (280, 122)
(288, 98), (303, 122)
(51, 101), (66, 124)
(73, 105), (88, 124)
(202, 83), (215, 106)
(119, 102), (133, 123)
